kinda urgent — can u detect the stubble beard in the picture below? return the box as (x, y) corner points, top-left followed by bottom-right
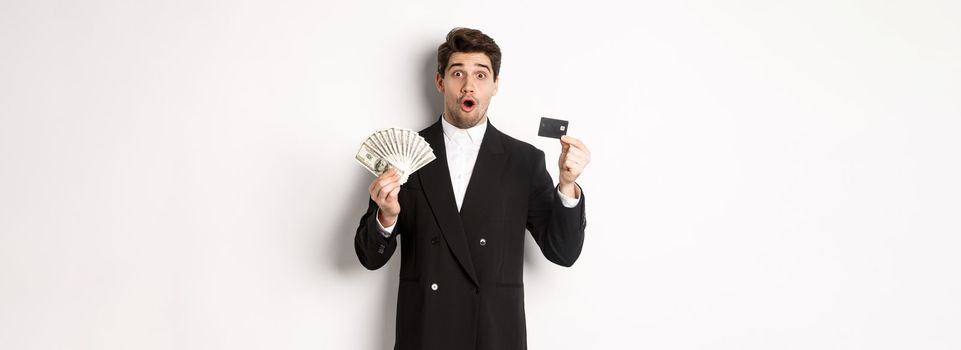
(444, 104), (487, 129)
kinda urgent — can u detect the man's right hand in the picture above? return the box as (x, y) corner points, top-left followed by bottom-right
(369, 167), (401, 227)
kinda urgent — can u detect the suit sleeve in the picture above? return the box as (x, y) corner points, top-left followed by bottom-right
(526, 149), (587, 267)
(354, 198), (399, 270)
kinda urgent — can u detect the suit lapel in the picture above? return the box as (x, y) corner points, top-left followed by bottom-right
(459, 123), (508, 220)
(417, 120), (479, 287)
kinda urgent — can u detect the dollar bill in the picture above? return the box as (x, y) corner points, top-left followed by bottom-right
(354, 128), (435, 185)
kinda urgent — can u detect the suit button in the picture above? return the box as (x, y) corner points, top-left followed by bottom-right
(430, 283), (438, 291)
(479, 238), (486, 246)
(430, 237), (438, 245)
(474, 287), (479, 294)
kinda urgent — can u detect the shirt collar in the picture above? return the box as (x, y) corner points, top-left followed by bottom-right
(441, 114), (488, 145)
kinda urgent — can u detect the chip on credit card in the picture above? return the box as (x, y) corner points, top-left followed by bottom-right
(538, 117), (568, 139)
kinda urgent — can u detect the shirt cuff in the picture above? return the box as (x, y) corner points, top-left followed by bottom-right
(375, 209), (395, 238)
(557, 184), (581, 208)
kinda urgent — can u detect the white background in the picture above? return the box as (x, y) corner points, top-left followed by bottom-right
(2, 0), (959, 349)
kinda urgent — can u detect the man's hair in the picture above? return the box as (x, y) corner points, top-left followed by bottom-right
(437, 27), (502, 81)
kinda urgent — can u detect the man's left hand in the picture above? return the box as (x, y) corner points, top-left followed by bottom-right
(558, 135), (590, 198)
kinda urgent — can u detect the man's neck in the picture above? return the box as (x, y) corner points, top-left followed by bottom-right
(441, 114), (488, 145)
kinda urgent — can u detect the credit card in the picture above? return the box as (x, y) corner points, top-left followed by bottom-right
(538, 117), (568, 139)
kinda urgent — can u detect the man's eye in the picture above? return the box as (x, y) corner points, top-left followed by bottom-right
(453, 71), (463, 77)
(477, 73), (486, 79)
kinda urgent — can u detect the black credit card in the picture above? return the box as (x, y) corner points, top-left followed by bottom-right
(538, 117), (568, 139)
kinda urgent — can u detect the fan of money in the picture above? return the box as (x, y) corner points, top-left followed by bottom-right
(355, 128), (436, 185)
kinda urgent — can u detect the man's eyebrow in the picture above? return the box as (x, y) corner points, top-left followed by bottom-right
(447, 63), (492, 72)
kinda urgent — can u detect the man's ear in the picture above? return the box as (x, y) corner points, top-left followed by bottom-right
(492, 76), (499, 96)
(435, 72), (444, 93)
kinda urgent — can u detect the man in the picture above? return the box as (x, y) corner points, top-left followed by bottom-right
(355, 27), (591, 350)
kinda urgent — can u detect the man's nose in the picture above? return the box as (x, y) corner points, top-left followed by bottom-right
(461, 77), (475, 93)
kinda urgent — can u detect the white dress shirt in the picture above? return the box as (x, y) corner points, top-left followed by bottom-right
(377, 116), (580, 237)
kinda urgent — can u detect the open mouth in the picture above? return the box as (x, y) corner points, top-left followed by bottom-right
(460, 98), (476, 112)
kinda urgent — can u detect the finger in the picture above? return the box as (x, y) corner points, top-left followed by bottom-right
(370, 174), (399, 199)
(376, 188), (394, 207)
(373, 182), (387, 202)
(376, 181), (399, 202)
(561, 136), (589, 154)
(370, 179), (388, 198)
(566, 145), (590, 162)
(564, 154), (585, 168)
(562, 163), (582, 176)
(375, 177), (394, 193)
(564, 154), (587, 169)
(560, 135), (579, 145)
(379, 167), (397, 180)
(564, 157), (582, 170)
(376, 183), (391, 202)
(371, 176), (390, 196)
(564, 147), (588, 163)
(387, 186), (400, 201)
(568, 141), (590, 156)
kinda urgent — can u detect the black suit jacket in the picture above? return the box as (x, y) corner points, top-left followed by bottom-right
(355, 119), (587, 350)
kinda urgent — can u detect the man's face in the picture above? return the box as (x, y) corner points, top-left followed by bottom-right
(436, 52), (499, 129)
